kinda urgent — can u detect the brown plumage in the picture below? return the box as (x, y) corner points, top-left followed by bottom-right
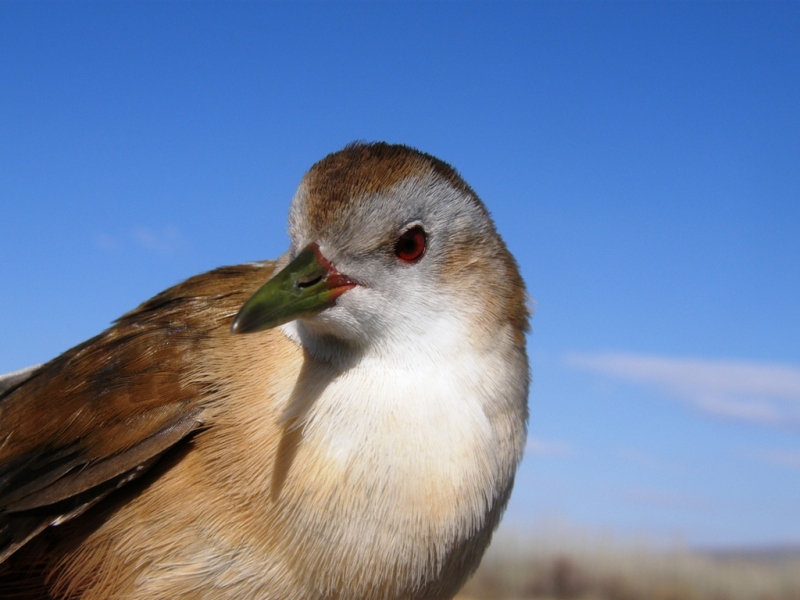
(0, 142), (529, 599)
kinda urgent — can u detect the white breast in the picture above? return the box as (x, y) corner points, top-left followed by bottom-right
(274, 315), (527, 597)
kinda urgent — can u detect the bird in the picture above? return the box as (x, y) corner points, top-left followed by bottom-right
(0, 142), (529, 600)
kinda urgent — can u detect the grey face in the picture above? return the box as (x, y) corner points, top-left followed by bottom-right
(286, 172), (508, 352)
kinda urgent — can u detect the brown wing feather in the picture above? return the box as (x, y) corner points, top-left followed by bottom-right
(0, 261), (275, 565)
(0, 367), (41, 398)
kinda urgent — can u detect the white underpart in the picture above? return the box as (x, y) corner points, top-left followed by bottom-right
(279, 302), (522, 591)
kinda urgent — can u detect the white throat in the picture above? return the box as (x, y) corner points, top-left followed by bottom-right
(280, 306), (523, 512)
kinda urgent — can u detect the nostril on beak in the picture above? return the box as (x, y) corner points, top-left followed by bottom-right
(296, 275), (324, 289)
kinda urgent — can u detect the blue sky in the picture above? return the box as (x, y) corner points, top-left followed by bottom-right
(1, 2), (798, 548)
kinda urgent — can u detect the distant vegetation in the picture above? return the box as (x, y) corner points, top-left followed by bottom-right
(457, 532), (800, 600)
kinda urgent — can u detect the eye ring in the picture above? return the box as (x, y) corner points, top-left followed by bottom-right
(394, 225), (427, 264)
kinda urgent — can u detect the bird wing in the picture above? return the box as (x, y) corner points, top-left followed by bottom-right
(0, 366), (41, 397)
(0, 262), (274, 563)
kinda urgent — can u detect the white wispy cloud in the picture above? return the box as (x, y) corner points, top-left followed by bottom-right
(564, 352), (800, 428)
(94, 227), (185, 255)
(526, 436), (575, 457)
(132, 226), (184, 254)
(616, 446), (685, 475)
(750, 449), (800, 470)
(621, 487), (712, 511)
(93, 232), (121, 252)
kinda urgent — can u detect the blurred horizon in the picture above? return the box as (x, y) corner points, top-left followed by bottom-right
(1, 2), (798, 549)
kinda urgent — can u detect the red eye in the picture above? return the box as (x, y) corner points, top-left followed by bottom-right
(394, 226), (426, 264)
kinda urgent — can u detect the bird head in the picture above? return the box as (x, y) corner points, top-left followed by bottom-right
(231, 142), (528, 362)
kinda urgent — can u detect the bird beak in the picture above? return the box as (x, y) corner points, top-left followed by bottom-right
(231, 243), (356, 334)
